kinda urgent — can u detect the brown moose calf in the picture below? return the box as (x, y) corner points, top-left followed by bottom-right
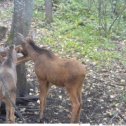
(18, 33), (86, 123)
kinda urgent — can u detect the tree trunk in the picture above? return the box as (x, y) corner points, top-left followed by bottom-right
(10, 0), (34, 97)
(45, 0), (53, 24)
(0, 26), (7, 42)
(98, 0), (102, 35)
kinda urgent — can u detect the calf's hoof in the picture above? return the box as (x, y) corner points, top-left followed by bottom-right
(39, 117), (49, 123)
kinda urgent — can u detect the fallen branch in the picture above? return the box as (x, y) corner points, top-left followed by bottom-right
(17, 96), (39, 100)
(25, 108), (39, 112)
(16, 96), (39, 104)
(108, 100), (126, 124)
(0, 96), (39, 114)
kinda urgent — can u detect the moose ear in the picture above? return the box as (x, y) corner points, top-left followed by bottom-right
(17, 33), (25, 43)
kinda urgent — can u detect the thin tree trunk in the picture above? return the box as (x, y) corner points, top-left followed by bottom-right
(45, 0), (53, 24)
(10, 0), (34, 97)
(98, 0), (102, 35)
(0, 26), (7, 41)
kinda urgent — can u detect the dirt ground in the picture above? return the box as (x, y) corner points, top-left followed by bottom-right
(21, 57), (126, 124)
(1, 55), (126, 124)
(0, 0), (126, 124)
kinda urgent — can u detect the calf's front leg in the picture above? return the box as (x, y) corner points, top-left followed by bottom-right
(39, 80), (49, 122)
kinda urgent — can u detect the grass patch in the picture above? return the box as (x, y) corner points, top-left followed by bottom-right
(0, 0), (124, 67)
(33, 0), (124, 66)
(0, 7), (12, 21)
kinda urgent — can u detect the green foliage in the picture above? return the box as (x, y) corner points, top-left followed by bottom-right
(0, 6), (12, 20)
(33, 0), (126, 66)
(34, 0), (45, 22)
(0, 0), (125, 66)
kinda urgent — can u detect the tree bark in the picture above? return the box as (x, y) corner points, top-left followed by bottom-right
(10, 0), (34, 97)
(0, 26), (7, 41)
(45, 0), (53, 24)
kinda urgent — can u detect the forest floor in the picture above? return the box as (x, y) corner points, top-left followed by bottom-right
(0, 0), (126, 124)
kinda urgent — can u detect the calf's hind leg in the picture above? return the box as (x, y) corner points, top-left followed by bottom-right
(76, 90), (82, 122)
(66, 85), (82, 123)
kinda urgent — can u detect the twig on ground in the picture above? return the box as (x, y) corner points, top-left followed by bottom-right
(108, 100), (126, 124)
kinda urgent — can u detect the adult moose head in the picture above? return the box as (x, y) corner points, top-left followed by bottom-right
(18, 33), (86, 123)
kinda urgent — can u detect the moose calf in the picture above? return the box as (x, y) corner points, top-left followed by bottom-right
(18, 33), (86, 123)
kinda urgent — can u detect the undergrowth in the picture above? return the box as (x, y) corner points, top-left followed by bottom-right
(0, 0), (126, 66)
(33, 0), (126, 67)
